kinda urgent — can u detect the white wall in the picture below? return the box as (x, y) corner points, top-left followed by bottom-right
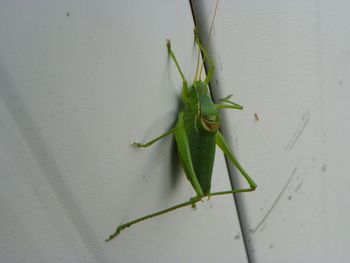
(194, 1), (350, 262)
(0, 1), (349, 263)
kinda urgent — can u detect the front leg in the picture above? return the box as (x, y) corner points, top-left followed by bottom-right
(131, 128), (177, 148)
(215, 94), (243, 110)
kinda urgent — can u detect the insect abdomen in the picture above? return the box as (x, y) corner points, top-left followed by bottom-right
(187, 129), (216, 195)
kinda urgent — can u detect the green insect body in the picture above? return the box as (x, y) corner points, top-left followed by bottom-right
(178, 80), (219, 195)
(106, 22), (256, 242)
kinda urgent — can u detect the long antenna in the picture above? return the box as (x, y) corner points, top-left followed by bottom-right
(199, 0), (219, 80)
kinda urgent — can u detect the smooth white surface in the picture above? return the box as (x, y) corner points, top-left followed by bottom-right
(0, 1), (248, 263)
(194, 0), (350, 262)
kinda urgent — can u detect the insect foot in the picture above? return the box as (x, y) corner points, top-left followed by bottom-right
(190, 196), (202, 210)
(105, 225), (123, 242)
(130, 142), (143, 148)
(191, 202), (197, 210)
(166, 39), (171, 53)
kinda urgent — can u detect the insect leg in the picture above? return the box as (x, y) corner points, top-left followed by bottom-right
(216, 94), (243, 110)
(106, 196), (202, 241)
(194, 29), (215, 85)
(215, 131), (257, 190)
(216, 104), (243, 110)
(131, 128), (177, 148)
(166, 39), (187, 86)
(208, 188), (254, 198)
(166, 39), (189, 102)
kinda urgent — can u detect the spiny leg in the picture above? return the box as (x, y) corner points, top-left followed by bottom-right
(216, 131), (257, 190)
(106, 195), (203, 241)
(131, 128), (177, 148)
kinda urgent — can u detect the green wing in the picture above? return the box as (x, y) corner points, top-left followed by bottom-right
(175, 112), (204, 197)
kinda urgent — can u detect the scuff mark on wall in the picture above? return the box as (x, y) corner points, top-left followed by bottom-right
(284, 111), (310, 152)
(251, 167), (298, 233)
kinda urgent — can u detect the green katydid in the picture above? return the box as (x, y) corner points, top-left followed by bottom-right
(106, 1), (256, 241)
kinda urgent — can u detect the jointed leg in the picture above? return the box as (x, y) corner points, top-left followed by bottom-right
(166, 39), (189, 102)
(107, 130), (256, 241)
(216, 131), (257, 190)
(166, 39), (187, 86)
(106, 195), (203, 241)
(209, 188), (255, 198)
(216, 94), (243, 110)
(131, 128), (177, 148)
(106, 181), (253, 241)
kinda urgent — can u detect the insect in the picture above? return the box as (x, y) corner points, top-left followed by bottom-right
(106, 0), (256, 241)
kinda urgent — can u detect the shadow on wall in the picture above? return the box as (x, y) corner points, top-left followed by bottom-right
(0, 60), (108, 262)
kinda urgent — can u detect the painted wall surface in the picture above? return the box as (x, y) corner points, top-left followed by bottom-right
(1, 1), (350, 263)
(194, 1), (350, 262)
